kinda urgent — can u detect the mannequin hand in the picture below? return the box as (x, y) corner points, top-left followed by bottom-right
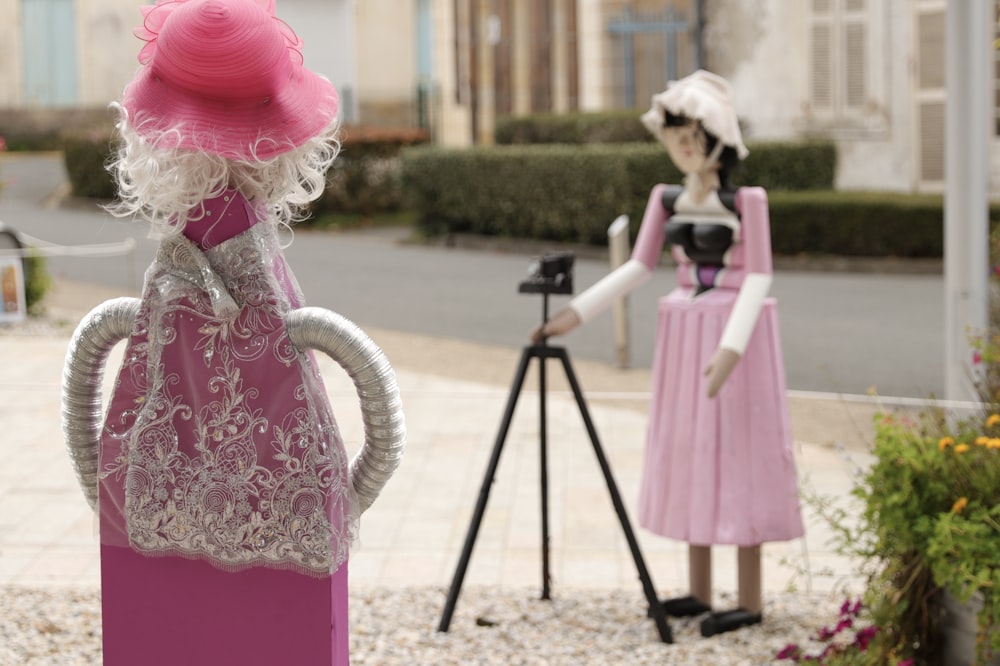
(704, 347), (741, 397)
(529, 307), (581, 344)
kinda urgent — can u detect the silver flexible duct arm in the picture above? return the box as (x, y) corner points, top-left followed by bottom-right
(285, 307), (406, 514)
(61, 297), (141, 510)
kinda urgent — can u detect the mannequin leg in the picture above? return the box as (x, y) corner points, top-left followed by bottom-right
(653, 544), (713, 618)
(689, 544), (712, 607)
(737, 545), (762, 614)
(700, 545), (763, 637)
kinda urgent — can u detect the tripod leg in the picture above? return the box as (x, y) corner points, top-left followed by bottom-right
(438, 346), (535, 633)
(556, 349), (673, 644)
(538, 346), (551, 600)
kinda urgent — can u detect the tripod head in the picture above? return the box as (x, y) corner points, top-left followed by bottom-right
(518, 251), (574, 328)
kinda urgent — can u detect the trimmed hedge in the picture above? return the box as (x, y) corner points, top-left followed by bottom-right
(402, 144), (631, 245)
(732, 142), (836, 192)
(769, 191), (1000, 259)
(62, 132), (117, 200)
(312, 126), (430, 217)
(403, 141), (837, 248)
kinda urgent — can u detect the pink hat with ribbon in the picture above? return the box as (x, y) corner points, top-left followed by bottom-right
(122, 0), (339, 161)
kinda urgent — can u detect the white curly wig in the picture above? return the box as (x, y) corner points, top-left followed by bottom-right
(104, 102), (341, 239)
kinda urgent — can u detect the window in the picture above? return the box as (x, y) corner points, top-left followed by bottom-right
(994, 3), (1000, 136)
(808, 0), (872, 122)
(22, 0), (78, 106)
(914, 3), (945, 186)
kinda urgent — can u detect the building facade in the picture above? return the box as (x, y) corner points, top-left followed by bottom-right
(0, 0), (997, 194)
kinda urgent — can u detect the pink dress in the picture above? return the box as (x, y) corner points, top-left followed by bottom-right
(98, 190), (355, 665)
(633, 184), (804, 547)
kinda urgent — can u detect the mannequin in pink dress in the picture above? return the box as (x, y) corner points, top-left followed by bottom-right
(60, 1), (404, 663)
(533, 70), (804, 636)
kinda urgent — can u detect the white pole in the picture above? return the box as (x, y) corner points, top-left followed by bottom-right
(608, 214), (631, 368)
(944, 0), (991, 402)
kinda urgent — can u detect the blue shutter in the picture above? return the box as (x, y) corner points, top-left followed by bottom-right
(22, 0), (78, 106)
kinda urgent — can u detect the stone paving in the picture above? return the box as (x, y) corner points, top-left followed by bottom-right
(0, 278), (883, 602)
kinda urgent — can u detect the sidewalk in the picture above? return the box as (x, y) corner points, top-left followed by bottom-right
(0, 278), (879, 601)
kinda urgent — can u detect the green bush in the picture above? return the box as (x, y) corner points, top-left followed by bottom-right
(62, 131), (117, 200)
(732, 141), (837, 192)
(495, 111), (654, 145)
(766, 191), (975, 258)
(24, 252), (50, 312)
(403, 144), (633, 244)
(404, 141), (838, 247)
(312, 126), (429, 218)
(1, 131), (64, 152)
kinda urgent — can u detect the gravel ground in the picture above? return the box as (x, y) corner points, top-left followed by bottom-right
(0, 585), (849, 665)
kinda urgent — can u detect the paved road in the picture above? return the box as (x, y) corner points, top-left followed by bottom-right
(0, 153), (944, 398)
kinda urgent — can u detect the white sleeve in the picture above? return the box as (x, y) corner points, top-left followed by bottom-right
(718, 272), (772, 355)
(568, 259), (652, 324)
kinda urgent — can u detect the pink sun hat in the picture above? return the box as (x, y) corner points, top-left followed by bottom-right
(122, 0), (339, 161)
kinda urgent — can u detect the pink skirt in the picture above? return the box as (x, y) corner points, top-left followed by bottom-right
(637, 287), (804, 546)
(100, 546), (350, 665)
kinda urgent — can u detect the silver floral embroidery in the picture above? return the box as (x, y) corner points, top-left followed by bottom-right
(101, 223), (356, 576)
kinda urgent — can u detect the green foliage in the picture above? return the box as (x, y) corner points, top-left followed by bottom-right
(310, 126), (430, 219)
(805, 409), (1000, 666)
(733, 141), (837, 191)
(875, 413), (998, 662)
(402, 144), (631, 244)
(767, 191), (967, 259)
(61, 131), (117, 200)
(0, 131), (64, 152)
(23, 252), (51, 312)
(403, 141), (837, 246)
(494, 110), (653, 145)
(798, 245), (1000, 665)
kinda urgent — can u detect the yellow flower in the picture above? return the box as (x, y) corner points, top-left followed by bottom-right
(938, 436), (955, 451)
(976, 436), (990, 446)
(988, 414), (1000, 427)
(955, 443), (971, 454)
(989, 438), (1000, 449)
(952, 497), (969, 514)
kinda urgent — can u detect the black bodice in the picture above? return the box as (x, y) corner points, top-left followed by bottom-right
(665, 221), (733, 266)
(661, 185), (740, 293)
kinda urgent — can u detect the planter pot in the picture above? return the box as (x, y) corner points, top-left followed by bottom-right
(940, 590), (999, 666)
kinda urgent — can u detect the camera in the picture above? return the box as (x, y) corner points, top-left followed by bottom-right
(518, 251), (574, 295)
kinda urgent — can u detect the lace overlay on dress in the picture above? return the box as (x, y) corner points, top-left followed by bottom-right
(100, 222), (358, 577)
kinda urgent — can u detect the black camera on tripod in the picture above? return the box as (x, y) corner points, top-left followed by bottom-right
(518, 251), (574, 295)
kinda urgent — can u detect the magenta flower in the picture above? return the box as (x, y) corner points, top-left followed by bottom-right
(776, 644), (801, 660)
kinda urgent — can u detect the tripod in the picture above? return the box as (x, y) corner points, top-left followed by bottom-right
(437, 288), (673, 643)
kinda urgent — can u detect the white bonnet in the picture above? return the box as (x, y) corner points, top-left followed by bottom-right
(640, 69), (749, 160)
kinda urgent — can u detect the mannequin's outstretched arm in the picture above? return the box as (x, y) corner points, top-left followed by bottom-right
(704, 272), (772, 396)
(531, 184), (672, 342)
(704, 187), (774, 397)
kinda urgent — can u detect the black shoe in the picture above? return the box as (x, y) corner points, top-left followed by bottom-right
(647, 595), (712, 618)
(699, 607), (762, 637)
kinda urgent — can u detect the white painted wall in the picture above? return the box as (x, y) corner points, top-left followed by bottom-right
(706, 0), (926, 193)
(354, 0), (416, 105)
(278, 0), (358, 123)
(576, 0), (605, 111)
(705, 0), (808, 141)
(76, 0), (144, 106)
(430, 0), (472, 146)
(830, 0), (915, 192)
(0, 3), (24, 106)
